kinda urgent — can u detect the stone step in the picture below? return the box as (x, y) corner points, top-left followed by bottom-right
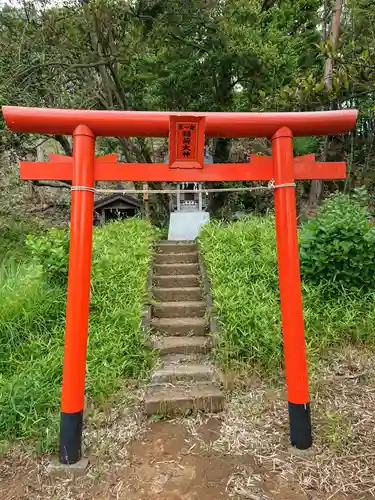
(145, 382), (224, 415)
(153, 301), (206, 319)
(152, 317), (207, 336)
(157, 242), (197, 254)
(160, 353), (207, 365)
(153, 275), (200, 288)
(154, 263), (199, 276)
(154, 252), (198, 264)
(151, 336), (212, 355)
(153, 287), (202, 302)
(151, 364), (215, 384)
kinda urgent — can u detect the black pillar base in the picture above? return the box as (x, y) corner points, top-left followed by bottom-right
(288, 402), (312, 450)
(59, 410), (83, 464)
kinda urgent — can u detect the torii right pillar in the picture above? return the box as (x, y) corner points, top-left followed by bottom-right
(272, 127), (311, 449)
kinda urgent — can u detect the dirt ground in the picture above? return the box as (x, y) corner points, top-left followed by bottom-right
(0, 419), (320, 500)
(1, 346), (375, 500)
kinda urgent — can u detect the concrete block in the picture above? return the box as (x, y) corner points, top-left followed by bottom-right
(151, 336), (212, 355)
(153, 263), (199, 276)
(168, 211), (210, 241)
(48, 457), (89, 477)
(153, 301), (206, 318)
(151, 364), (214, 383)
(153, 274), (200, 288)
(157, 242), (197, 254)
(145, 383), (224, 415)
(153, 287), (202, 302)
(152, 317), (207, 336)
(154, 252), (198, 264)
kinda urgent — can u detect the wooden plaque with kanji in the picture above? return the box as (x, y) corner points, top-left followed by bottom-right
(169, 116), (205, 169)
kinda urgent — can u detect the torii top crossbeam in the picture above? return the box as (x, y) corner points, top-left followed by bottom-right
(3, 106), (357, 137)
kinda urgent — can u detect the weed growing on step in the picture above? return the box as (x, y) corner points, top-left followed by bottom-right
(199, 216), (375, 372)
(0, 219), (154, 451)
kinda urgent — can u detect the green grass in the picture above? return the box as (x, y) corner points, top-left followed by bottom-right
(0, 217), (44, 263)
(199, 216), (375, 372)
(0, 219), (154, 451)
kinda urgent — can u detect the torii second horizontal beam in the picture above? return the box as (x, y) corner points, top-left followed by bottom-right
(20, 154), (346, 182)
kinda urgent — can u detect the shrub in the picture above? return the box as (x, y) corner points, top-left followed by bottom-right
(299, 192), (375, 291)
(26, 228), (70, 284)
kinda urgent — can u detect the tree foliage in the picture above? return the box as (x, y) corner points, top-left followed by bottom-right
(0, 0), (374, 214)
(300, 190), (375, 290)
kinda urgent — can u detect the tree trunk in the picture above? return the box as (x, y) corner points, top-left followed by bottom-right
(324, 0), (343, 92)
(213, 138), (231, 163)
(308, 0), (343, 209)
(54, 135), (72, 156)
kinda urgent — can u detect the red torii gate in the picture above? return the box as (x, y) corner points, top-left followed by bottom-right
(3, 106), (357, 465)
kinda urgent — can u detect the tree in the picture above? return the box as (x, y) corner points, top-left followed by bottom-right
(308, 0), (344, 208)
(1, 0), (374, 218)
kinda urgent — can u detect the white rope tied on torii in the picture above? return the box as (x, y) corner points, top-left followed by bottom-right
(70, 181), (296, 195)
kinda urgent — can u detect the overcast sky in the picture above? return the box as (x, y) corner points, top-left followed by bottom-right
(0, 0), (73, 7)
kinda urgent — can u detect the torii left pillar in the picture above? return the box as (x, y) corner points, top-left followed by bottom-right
(59, 125), (95, 464)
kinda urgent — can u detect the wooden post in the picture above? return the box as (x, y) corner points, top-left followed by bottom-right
(143, 183), (150, 220)
(272, 127), (312, 450)
(176, 183), (181, 211)
(59, 125), (95, 464)
(198, 183), (203, 211)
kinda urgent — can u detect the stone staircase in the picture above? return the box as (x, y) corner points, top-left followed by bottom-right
(145, 241), (224, 416)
